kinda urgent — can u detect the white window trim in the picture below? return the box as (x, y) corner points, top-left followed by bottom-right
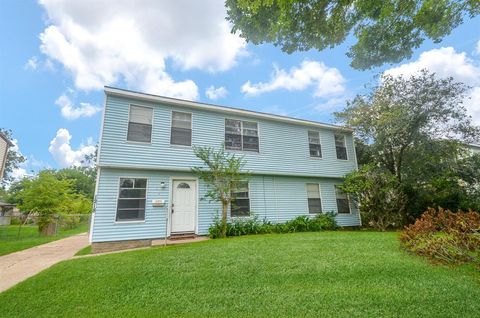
(114, 176), (148, 223)
(169, 109), (193, 148)
(308, 130), (323, 160)
(334, 134), (348, 161)
(125, 104), (154, 144)
(224, 118), (261, 154)
(335, 185), (352, 214)
(306, 182), (324, 214)
(229, 180), (251, 218)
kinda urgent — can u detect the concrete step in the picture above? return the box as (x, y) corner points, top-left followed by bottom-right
(169, 233), (196, 240)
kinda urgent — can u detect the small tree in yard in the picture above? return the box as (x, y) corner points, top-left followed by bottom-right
(191, 145), (248, 238)
(18, 171), (74, 235)
(341, 164), (406, 231)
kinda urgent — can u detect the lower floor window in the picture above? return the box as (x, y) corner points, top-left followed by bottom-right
(116, 178), (147, 221)
(307, 183), (322, 213)
(335, 185), (350, 214)
(231, 181), (250, 217)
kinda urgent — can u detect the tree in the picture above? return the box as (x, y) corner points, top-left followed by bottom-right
(18, 171), (74, 235)
(191, 146), (248, 237)
(55, 167), (96, 199)
(226, 0), (479, 69)
(335, 70), (480, 223)
(16, 170), (92, 235)
(0, 128), (26, 186)
(341, 164), (406, 231)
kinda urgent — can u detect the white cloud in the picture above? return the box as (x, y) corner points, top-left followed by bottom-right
(241, 60), (345, 98)
(24, 56), (39, 70)
(7, 139), (29, 181)
(384, 47), (480, 125)
(38, 0), (246, 100)
(49, 128), (96, 167)
(55, 93), (101, 120)
(205, 86), (228, 100)
(313, 97), (348, 112)
(476, 40), (480, 55)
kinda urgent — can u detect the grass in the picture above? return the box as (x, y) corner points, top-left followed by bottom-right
(0, 224), (89, 256)
(75, 245), (91, 256)
(1, 232), (479, 317)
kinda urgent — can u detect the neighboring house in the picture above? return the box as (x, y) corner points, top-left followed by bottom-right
(467, 143), (480, 155)
(90, 87), (361, 251)
(0, 132), (13, 181)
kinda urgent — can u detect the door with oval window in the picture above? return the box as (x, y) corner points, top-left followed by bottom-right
(171, 180), (196, 233)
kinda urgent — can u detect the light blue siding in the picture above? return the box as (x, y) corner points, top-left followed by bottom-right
(92, 90), (362, 243)
(91, 168), (361, 243)
(98, 95), (357, 178)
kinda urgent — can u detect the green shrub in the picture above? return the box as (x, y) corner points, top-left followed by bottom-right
(208, 212), (338, 238)
(400, 207), (480, 267)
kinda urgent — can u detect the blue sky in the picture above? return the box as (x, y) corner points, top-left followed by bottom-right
(1, 0), (479, 179)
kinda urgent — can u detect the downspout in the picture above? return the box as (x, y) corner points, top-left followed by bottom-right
(273, 176), (278, 223)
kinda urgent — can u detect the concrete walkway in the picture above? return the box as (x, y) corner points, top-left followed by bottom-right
(0, 233), (89, 293)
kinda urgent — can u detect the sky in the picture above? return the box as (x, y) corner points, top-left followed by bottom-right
(0, 0), (479, 180)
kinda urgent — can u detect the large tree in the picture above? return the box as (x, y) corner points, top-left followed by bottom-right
(226, 0), (479, 69)
(335, 70), (480, 223)
(0, 128), (26, 186)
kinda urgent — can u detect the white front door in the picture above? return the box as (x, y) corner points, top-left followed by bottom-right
(171, 180), (196, 233)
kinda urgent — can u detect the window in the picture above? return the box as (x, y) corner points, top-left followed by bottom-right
(334, 134), (348, 160)
(231, 181), (250, 217)
(177, 182), (190, 189)
(335, 186), (350, 214)
(127, 105), (153, 143)
(307, 183), (322, 213)
(116, 178), (147, 221)
(170, 111), (192, 146)
(308, 131), (322, 158)
(225, 119), (259, 152)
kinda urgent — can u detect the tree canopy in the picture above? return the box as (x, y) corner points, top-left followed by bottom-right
(335, 70), (480, 224)
(226, 0), (479, 69)
(0, 128), (26, 186)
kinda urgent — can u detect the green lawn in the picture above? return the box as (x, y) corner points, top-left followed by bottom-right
(0, 224), (89, 256)
(1, 232), (479, 317)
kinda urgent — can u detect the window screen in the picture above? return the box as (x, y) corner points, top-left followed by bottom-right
(116, 178), (147, 221)
(225, 119), (259, 152)
(307, 183), (322, 213)
(171, 111), (192, 146)
(308, 131), (322, 158)
(334, 134), (347, 160)
(335, 186), (350, 214)
(127, 106), (153, 142)
(231, 181), (250, 217)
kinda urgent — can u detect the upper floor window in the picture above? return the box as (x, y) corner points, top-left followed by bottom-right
(231, 181), (250, 217)
(225, 119), (259, 152)
(116, 178), (147, 221)
(334, 134), (348, 160)
(306, 183), (322, 213)
(308, 131), (322, 158)
(335, 186), (350, 214)
(127, 105), (153, 143)
(170, 111), (192, 146)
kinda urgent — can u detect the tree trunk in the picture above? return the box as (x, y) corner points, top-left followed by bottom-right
(221, 201), (228, 238)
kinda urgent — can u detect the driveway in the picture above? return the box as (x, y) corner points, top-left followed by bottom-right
(0, 233), (89, 293)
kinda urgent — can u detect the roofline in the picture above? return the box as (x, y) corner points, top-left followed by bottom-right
(0, 133), (14, 147)
(467, 143), (480, 149)
(104, 86), (353, 132)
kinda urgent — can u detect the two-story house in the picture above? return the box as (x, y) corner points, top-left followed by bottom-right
(90, 87), (361, 251)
